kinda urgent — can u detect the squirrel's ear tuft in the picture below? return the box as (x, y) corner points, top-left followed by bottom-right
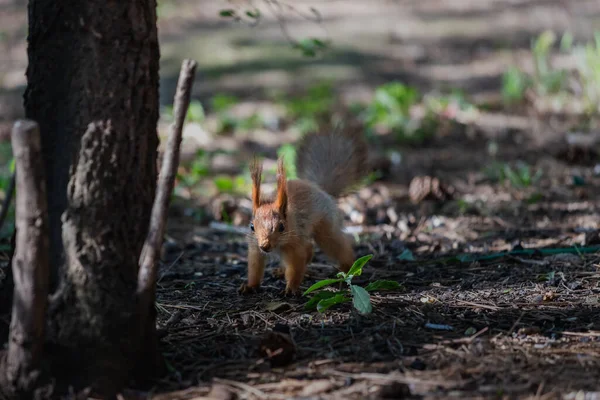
(250, 156), (262, 212)
(274, 156), (288, 217)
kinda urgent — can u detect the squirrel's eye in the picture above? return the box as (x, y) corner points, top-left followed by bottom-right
(278, 223), (285, 232)
(250, 223), (255, 232)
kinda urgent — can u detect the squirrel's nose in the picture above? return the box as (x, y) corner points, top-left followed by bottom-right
(259, 243), (271, 253)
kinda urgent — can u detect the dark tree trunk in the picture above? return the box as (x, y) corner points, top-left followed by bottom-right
(19, 0), (161, 396)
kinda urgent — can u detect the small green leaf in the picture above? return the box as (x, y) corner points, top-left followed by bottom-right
(364, 280), (401, 292)
(246, 9), (261, 19)
(312, 38), (326, 48)
(294, 38), (329, 58)
(214, 176), (234, 193)
(464, 327), (477, 336)
(347, 254), (373, 277)
(502, 67), (529, 105)
(303, 278), (343, 296)
(398, 249), (415, 261)
(305, 291), (339, 310)
(219, 9), (236, 17)
(351, 285), (372, 314)
(317, 294), (350, 312)
(573, 175), (585, 186)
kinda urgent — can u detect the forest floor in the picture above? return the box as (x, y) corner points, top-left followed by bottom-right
(147, 116), (600, 398)
(2, 0), (600, 399)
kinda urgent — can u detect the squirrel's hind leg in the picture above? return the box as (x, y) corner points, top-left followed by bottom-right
(313, 220), (355, 274)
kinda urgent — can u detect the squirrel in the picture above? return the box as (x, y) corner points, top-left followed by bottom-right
(239, 127), (368, 296)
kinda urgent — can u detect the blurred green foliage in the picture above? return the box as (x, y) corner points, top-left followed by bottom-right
(363, 82), (421, 141)
(164, 79), (485, 199)
(0, 142), (15, 240)
(293, 38), (331, 58)
(280, 81), (336, 134)
(575, 32), (600, 114)
(502, 30), (600, 119)
(502, 66), (530, 105)
(483, 161), (543, 188)
(276, 143), (298, 180)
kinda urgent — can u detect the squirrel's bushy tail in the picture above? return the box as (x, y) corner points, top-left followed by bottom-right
(295, 126), (369, 198)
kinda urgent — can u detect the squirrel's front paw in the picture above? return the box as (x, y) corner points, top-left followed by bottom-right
(239, 282), (261, 295)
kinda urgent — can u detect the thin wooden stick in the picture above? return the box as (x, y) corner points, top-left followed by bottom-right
(5, 119), (50, 388)
(137, 59), (197, 309)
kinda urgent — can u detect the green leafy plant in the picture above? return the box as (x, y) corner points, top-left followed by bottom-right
(175, 150), (211, 191)
(423, 90), (479, 124)
(502, 66), (531, 105)
(218, 6), (261, 24)
(303, 254), (401, 314)
(211, 94), (238, 134)
(531, 30), (567, 96)
(484, 161), (542, 188)
(574, 32), (600, 115)
(503, 162), (543, 188)
(501, 30), (586, 108)
(294, 37), (330, 57)
(208, 94), (263, 134)
(363, 82), (436, 144)
(502, 31), (600, 122)
(282, 81), (336, 133)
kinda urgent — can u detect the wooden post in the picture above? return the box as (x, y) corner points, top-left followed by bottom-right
(5, 119), (50, 390)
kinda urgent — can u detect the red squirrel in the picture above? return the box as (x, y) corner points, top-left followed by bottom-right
(239, 128), (368, 295)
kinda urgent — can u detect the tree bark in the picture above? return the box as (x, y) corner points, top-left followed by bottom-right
(22, 0), (161, 396)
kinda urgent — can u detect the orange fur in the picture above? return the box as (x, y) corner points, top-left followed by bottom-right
(249, 156), (262, 212)
(274, 157), (287, 216)
(239, 129), (369, 295)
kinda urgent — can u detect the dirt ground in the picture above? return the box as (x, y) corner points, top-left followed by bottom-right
(146, 129), (600, 399)
(2, 0), (600, 399)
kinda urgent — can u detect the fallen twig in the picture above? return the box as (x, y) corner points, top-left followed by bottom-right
(212, 378), (268, 399)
